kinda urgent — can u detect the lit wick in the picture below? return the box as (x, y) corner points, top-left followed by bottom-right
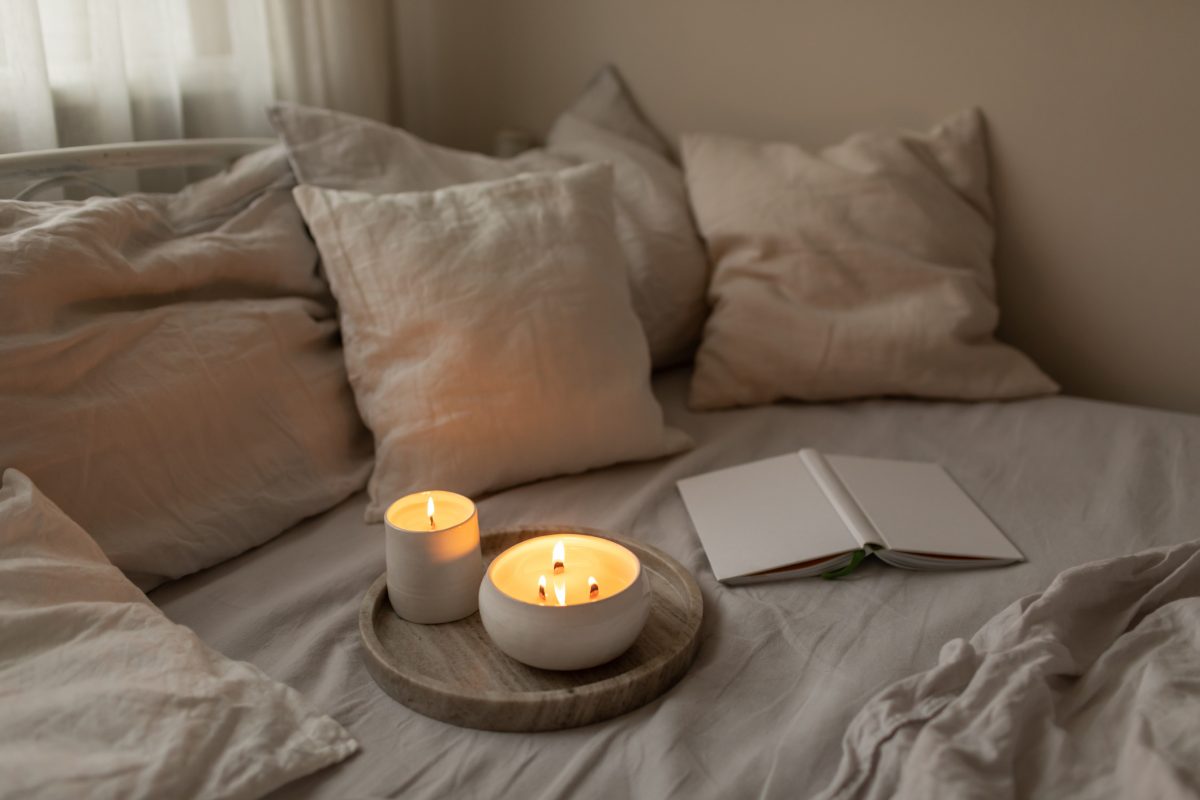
(537, 575), (547, 603)
(426, 495), (435, 529)
(552, 539), (565, 575)
(588, 576), (599, 601)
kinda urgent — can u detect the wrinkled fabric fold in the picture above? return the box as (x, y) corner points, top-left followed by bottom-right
(0, 469), (358, 800)
(820, 539), (1200, 800)
(0, 146), (372, 588)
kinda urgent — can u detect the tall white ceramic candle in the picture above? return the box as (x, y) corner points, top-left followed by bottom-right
(385, 490), (483, 624)
(478, 534), (650, 670)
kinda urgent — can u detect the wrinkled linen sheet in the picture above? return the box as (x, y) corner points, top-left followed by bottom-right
(819, 539), (1200, 800)
(0, 470), (359, 800)
(152, 370), (1200, 799)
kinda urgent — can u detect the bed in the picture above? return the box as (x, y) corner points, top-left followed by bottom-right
(3, 84), (1199, 799)
(146, 368), (1200, 799)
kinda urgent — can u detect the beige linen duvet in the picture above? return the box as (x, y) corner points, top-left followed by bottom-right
(0, 146), (371, 589)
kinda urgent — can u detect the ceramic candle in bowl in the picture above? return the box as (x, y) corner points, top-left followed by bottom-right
(478, 533), (650, 670)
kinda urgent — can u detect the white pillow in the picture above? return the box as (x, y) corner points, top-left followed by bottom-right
(0, 146), (372, 589)
(682, 110), (1058, 409)
(0, 469), (357, 799)
(292, 164), (691, 522)
(270, 66), (710, 367)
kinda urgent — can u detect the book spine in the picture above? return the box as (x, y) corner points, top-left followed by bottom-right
(798, 449), (885, 549)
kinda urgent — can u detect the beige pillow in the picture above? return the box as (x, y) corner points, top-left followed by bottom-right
(545, 67), (710, 365)
(0, 147), (372, 588)
(292, 164), (691, 522)
(270, 66), (710, 367)
(0, 469), (358, 798)
(683, 109), (1058, 409)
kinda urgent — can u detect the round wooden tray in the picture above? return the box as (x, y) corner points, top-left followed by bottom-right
(359, 526), (703, 732)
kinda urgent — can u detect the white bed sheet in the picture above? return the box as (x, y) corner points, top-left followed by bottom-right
(152, 368), (1200, 799)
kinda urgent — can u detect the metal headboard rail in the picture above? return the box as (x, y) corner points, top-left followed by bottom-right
(0, 138), (277, 199)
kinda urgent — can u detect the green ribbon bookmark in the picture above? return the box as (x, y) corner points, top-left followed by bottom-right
(821, 548), (868, 580)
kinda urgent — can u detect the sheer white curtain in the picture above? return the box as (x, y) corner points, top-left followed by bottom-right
(0, 0), (396, 154)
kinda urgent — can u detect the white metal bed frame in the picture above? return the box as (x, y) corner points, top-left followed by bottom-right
(0, 138), (276, 200)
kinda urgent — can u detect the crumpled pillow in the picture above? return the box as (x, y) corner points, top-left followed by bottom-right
(0, 145), (372, 588)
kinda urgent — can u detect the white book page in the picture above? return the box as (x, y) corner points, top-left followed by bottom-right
(798, 449), (884, 549)
(826, 455), (1024, 562)
(677, 454), (857, 581)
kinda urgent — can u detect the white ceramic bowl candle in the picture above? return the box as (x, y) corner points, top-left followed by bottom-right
(478, 533), (651, 671)
(385, 491), (483, 624)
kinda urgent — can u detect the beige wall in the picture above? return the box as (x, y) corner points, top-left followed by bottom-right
(395, 0), (1200, 414)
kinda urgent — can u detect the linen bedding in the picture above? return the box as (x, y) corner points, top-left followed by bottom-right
(152, 368), (1200, 799)
(0, 145), (371, 589)
(0, 470), (359, 800)
(821, 538), (1200, 799)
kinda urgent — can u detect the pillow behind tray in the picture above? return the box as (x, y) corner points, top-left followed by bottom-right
(293, 164), (691, 524)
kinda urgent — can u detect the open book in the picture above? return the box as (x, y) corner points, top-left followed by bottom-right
(677, 449), (1024, 583)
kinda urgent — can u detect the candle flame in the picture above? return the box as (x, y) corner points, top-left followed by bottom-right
(426, 495), (435, 529)
(553, 575), (566, 606)
(537, 575), (547, 603)
(552, 539), (565, 574)
(588, 576), (599, 601)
